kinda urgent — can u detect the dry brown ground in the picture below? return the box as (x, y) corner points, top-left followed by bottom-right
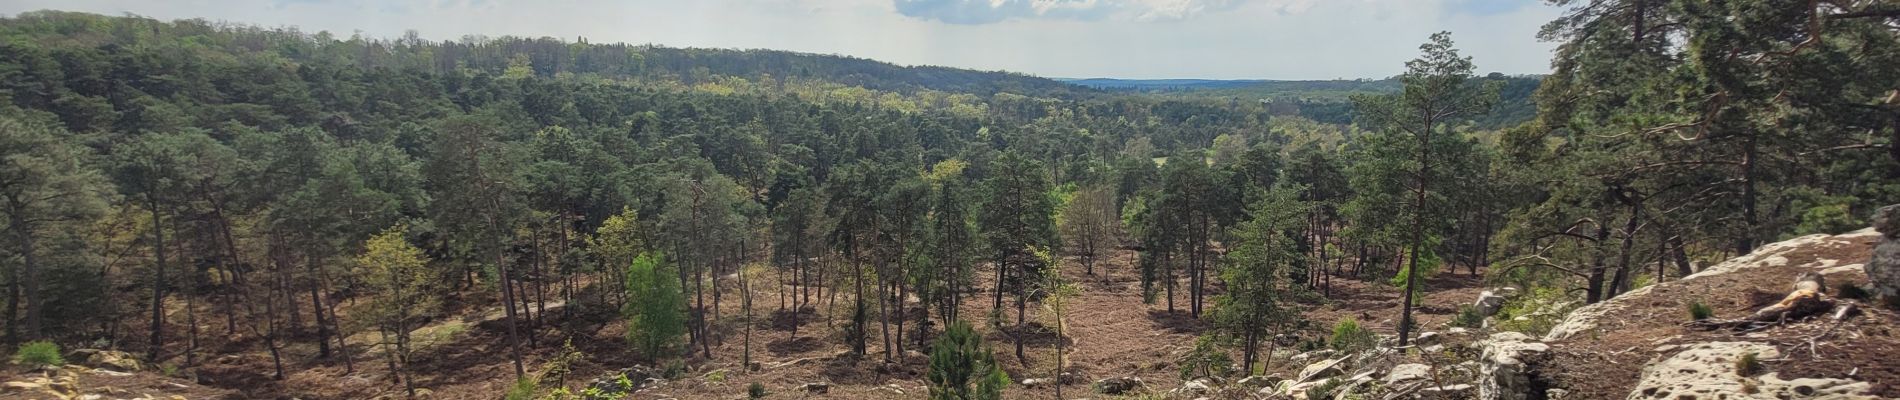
(2, 247), (1487, 400)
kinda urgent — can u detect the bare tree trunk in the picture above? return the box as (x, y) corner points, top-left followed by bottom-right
(147, 195), (168, 362)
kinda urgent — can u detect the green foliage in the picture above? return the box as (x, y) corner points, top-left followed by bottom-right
(1305, 378), (1347, 400)
(1178, 334), (1235, 380)
(1735, 352), (1762, 377)
(12, 340), (63, 369)
(625, 252), (688, 363)
(1688, 301), (1714, 321)
(1493, 286), (1577, 336)
(748, 382), (768, 398)
(505, 377), (540, 400)
(927, 320), (1009, 400)
(1451, 305), (1486, 329)
(663, 360), (687, 380)
(1329, 318), (1376, 352)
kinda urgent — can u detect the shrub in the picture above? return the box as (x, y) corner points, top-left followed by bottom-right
(747, 382), (768, 398)
(926, 320), (1009, 400)
(12, 340), (63, 369)
(1305, 378), (1346, 400)
(1178, 334), (1234, 380)
(662, 359), (687, 380)
(504, 377), (539, 400)
(1495, 286), (1578, 336)
(1329, 318), (1375, 352)
(1735, 352), (1762, 376)
(1450, 305), (1485, 329)
(1688, 301), (1714, 321)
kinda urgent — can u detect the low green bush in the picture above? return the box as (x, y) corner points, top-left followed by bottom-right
(12, 340), (63, 369)
(1329, 318), (1375, 352)
(1688, 301), (1714, 321)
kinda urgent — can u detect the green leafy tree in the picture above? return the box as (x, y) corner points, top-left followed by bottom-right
(1213, 183), (1309, 372)
(355, 224), (435, 396)
(625, 252), (688, 364)
(1057, 184), (1120, 275)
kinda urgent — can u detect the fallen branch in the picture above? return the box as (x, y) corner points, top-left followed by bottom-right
(1684, 273), (1836, 332)
(1802, 302), (1861, 359)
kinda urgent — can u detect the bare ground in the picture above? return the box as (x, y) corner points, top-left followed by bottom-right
(2, 247), (1487, 399)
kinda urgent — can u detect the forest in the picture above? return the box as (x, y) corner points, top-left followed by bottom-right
(0, 2), (1898, 399)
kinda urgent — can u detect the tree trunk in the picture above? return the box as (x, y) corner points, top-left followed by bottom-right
(147, 196), (168, 362)
(11, 213), (42, 341)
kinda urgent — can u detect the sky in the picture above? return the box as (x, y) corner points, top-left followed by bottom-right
(0, 0), (1566, 80)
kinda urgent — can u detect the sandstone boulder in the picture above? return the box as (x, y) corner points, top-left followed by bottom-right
(1477, 332), (1548, 400)
(71, 349), (142, 372)
(1385, 363), (1431, 385)
(1474, 290), (1508, 316)
(1296, 357), (1346, 383)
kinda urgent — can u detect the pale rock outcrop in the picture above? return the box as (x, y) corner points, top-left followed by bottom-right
(1296, 357), (1346, 383)
(1629, 342), (1874, 399)
(70, 349), (143, 372)
(1477, 332), (1549, 400)
(1544, 229), (1879, 341)
(1385, 363), (1432, 385)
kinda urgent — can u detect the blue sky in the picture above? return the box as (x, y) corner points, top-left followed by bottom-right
(1, 0), (1564, 80)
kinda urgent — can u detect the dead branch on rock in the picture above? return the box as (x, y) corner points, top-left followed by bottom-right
(1685, 273), (1838, 332)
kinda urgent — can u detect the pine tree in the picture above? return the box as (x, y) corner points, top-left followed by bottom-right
(926, 320), (1009, 400)
(1350, 32), (1499, 346)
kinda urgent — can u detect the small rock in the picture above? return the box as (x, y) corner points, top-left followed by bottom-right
(1093, 377), (1143, 395)
(1474, 291), (1508, 316)
(1296, 357), (1346, 383)
(797, 382), (830, 394)
(1236, 375), (1282, 388)
(1289, 349), (1335, 364)
(1385, 363), (1431, 385)
(2, 381), (45, 392)
(1421, 383), (1474, 395)
(1020, 378), (1056, 388)
(1172, 378), (1213, 395)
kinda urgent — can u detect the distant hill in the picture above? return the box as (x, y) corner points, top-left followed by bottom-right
(1073, 76), (1543, 129)
(1057, 78), (1270, 90)
(0, 11), (1090, 99)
